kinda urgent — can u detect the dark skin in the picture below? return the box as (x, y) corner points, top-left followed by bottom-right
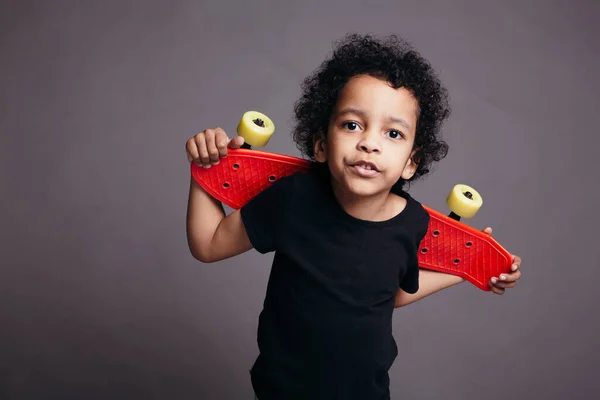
(483, 227), (522, 294)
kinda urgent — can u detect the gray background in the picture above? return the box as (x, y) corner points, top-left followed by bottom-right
(1, 0), (598, 399)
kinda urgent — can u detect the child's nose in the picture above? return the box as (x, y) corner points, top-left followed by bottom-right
(357, 131), (381, 153)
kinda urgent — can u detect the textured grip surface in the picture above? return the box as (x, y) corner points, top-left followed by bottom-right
(191, 149), (310, 209)
(190, 149), (512, 290)
(419, 206), (513, 291)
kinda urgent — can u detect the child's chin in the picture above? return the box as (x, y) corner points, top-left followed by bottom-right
(343, 180), (390, 197)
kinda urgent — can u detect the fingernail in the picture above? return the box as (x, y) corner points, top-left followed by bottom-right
(203, 165), (211, 169)
(500, 275), (506, 280)
(491, 277), (497, 284)
(512, 264), (517, 271)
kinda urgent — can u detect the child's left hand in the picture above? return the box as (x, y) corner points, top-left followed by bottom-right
(482, 227), (522, 295)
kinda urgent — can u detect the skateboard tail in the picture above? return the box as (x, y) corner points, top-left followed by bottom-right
(418, 205), (513, 291)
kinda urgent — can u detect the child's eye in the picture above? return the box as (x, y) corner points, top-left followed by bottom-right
(343, 122), (360, 131)
(386, 130), (404, 140)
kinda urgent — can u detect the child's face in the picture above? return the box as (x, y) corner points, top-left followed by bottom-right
(314, 74), (419, 198)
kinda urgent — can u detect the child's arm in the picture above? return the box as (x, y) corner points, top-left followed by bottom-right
(185, 128), (252, 263)
(394, 270), (464, 307)
(186, 178), (252, 262)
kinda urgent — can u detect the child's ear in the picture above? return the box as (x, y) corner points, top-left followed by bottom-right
(313, 135), (328, 162)
(401, 148), (420, 180)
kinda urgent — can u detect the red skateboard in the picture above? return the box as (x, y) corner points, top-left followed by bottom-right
(190, 112), (513, 291)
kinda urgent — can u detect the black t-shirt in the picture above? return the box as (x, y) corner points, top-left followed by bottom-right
(240, 167), (430, 400)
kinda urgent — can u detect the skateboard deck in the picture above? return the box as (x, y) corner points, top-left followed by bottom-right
(191, 148), (513, 291)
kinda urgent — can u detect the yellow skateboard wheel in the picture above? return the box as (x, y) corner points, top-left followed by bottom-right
(236, 111), (275, 147)
(446, 184), (483, 219)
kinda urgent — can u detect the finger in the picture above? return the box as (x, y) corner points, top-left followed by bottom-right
(492, 280), (516, 289)
(186, 137), (200, 163)
(494, 270), (520, 284)
(214, 127), (230, 158)
(204, 129), (221, 165)
(185, 136), (200, 162)
(195, 132), (210, 167)
(228, 135), (245, 149)
(489, 281), (505, 295)
(501, 270), (522, 283)
(511, 255), (522, 271)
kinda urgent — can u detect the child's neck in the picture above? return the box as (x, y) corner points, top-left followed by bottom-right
(330, 182), (406, 222)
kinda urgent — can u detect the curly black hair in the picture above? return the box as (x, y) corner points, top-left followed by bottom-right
(292, 33), (450, 190)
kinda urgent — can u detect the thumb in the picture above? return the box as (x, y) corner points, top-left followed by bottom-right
(228, 135), (245, 149)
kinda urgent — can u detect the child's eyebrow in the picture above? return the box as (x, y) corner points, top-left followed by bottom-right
(337, 107), (412, 130)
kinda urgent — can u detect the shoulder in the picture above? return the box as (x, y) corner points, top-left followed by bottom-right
(260, 170), (304, 195)
(408, 194), (429, 222)
(268, 169), (315, 196)
(394, 189), (428, 219)
(399, 190), (430, 236)
(248, 169), (324, 207)
(279, 166), (329, 197)
(240, 171), (303, 215)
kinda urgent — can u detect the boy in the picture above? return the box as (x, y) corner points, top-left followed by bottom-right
(185, 34), (522, 400)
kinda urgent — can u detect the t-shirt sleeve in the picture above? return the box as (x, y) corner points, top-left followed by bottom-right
(239, 173), (295, 254)
(399, 205), (430, 294)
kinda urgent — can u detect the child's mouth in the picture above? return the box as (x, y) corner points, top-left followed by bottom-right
(350, 162), (380, 177)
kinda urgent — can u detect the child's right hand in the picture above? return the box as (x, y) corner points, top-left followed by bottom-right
(186, 128), (245, 168)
